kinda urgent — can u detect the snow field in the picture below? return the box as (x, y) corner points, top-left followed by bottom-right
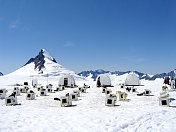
(0, 76), (176, 132)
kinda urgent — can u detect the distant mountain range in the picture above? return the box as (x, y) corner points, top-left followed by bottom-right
(0, 72), (3, 76)
(78, 69), (176, 80)
(2, 49), (175, 81)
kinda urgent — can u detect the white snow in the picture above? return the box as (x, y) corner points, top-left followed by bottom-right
(1, 74), (176, 132)
(42, 49), (55, 62)
(0, 50), (176, 132)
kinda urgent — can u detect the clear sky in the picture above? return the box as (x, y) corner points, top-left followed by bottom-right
(0, 0), (176, 75)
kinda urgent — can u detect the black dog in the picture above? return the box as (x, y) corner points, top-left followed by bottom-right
(9, 92), (16, 98)
(126, 87), (131, 92)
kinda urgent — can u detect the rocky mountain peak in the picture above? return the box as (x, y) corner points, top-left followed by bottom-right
(25, 49), (57, 71)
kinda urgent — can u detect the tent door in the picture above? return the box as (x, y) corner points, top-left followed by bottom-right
(97, 77), (101, 86)
(64, 78), (68, 86)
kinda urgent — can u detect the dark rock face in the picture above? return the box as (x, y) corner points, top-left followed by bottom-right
(0, 72), (3, 76)
(25, 49), (57, 71)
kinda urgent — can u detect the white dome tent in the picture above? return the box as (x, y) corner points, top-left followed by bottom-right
(58, 74), (75, 88)
(96, 74), (112, 87)
(125, 73), (140, 86)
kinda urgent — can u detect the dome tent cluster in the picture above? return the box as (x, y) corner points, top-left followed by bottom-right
(96, 72), (141, 87)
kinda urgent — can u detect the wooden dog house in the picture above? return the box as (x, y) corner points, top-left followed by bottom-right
(105, 97), (115, 106)
(60, 96), (72, 107)
(26, 91), (35, 100)
(70, 93), (78, 101)
(159, 98), (170, 107)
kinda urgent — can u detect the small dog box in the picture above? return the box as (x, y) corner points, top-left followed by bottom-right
(0, 89), (7, 99)
(73, 90), (80, 97)
(70, 93), (78, 101)
(81, 88), (87, 93)
(144, 89), (151, 96)
(159, 98), (170, 107)
(26, 92), (35, 100)
(40, 89), (47, 96)
(105, 97), (115, 106)
(32, 79), (38, 88)
(60, 96), (72, 107)
(5, 96), (17, 106)
(0, 93), (6, 99)
(13, 87), (20, 96)
(24, 82), (28, 86)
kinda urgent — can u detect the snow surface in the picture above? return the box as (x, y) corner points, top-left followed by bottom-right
(1, 50), (176, 132)
(1, 74), (176, 132)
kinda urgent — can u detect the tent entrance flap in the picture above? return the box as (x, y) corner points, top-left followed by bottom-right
(97, 77), (101, 86)
(64, 78), (68, 86)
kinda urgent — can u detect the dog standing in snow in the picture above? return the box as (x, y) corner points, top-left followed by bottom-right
(162, 86), (168, 92)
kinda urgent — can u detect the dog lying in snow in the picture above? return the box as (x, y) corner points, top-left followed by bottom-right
(159, 92), (169, 98)
(137, 92), (145, 96)
(116, 91), (121, 94)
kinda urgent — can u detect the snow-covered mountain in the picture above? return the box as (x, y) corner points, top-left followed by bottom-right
(78, 69), (176, 81)
(0, 72), (3, 76)
(148, 70), (176, 80)
(7, 49), (85, 80)
(78, 69), (152, 80)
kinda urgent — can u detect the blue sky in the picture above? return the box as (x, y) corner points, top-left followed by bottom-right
(0, 0), (176, 75)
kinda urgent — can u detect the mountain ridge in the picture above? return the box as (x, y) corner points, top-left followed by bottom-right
(78, 69), (176, 80)
(25, 49), (57, 71)
(0, 72), (3, 76)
